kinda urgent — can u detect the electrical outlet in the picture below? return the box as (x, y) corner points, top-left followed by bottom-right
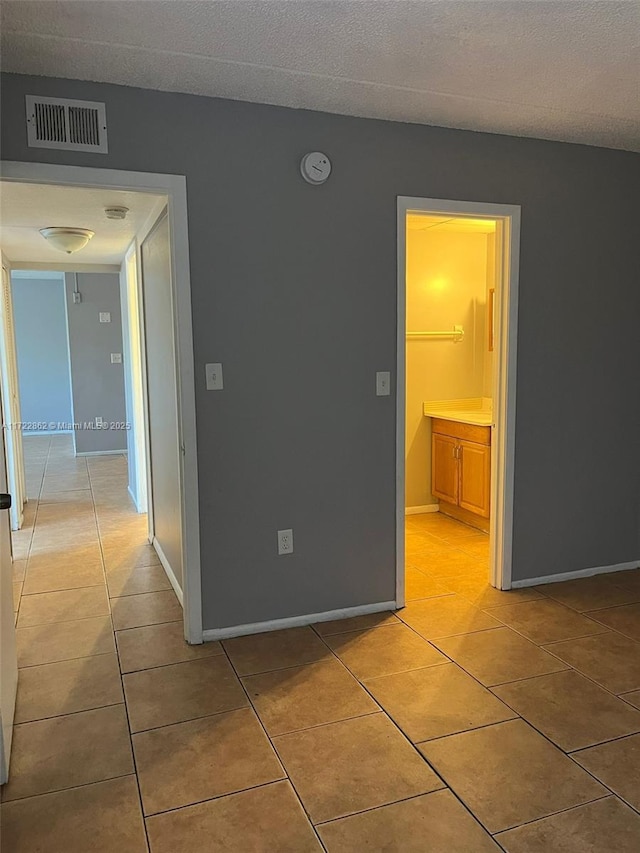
(277, 528), (294, 555)
(95, 416), (104, 428)
(205, 362), (223, 391)
(99, 312), (111, 323)
(110, 353), (122, 364)
(376, 371), (391, 396)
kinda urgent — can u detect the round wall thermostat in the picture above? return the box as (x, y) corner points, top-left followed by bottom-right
(300, 152), (331, 185)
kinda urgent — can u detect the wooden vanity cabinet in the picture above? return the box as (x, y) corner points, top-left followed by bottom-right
(431, 418), (491, 526)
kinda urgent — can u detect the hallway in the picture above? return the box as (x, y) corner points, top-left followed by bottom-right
(3, 437), (640, 851)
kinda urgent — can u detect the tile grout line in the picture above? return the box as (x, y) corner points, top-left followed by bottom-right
(87, 452), (152, 853)
(218, 642), (330, 852)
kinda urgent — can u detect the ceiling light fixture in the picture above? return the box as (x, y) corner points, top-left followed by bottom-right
(39, 227), (95, 254)
(104, 206), (129, 220)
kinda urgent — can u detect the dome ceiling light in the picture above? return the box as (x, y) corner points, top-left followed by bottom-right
(39, 227), (95, 254)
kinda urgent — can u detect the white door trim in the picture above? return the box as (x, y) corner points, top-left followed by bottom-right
(1, 161), (203, 644)
(396, 197), (521, 605)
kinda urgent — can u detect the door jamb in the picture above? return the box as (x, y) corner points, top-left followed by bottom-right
(396, 196), (521, 606)
(1, 161), (203, 644)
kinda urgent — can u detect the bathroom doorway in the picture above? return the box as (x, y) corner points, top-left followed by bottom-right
(395, 198), (521, 606)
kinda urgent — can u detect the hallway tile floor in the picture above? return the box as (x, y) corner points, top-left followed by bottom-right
(3, 435), (640, 851)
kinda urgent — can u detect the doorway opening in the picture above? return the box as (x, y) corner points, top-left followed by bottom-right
(0, 163), (201, 632)
(396, 197), (520, 606)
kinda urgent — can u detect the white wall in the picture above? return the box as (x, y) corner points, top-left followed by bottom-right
(405, 229), (491, 509)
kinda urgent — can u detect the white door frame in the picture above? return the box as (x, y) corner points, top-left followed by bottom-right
(396, 196), (521, 605)
(1, 161), (203, 644)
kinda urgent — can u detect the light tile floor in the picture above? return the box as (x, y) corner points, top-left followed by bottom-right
(3, 435), (640, 851)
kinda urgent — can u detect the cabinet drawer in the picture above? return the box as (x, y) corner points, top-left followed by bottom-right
(431, 418), (491, 446)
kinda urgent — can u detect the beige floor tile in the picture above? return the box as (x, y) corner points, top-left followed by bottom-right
(493, 669), (640, 751)
(103, 543), (161, 573)
(538, 574), (640, 612)
(573, 734), (640, 811)
(13, 580), (22, 610)
(22, 559), (105, 594)
(544, 631), (640, 694)
(313, 611), (401, 636)
(487, 599), (606, 645)
(25, 543), (103, 572)
(587, 603), (640, 642)
(364, 662), (515, 743)
(17, 615), (115, 667)
(0, 776), (148, 853)
(419, 719), (606, 834)
(410, 549), (482, 579)
(2, 705), (134, 801)
(18, 586), (110, 627)
(106, 564), (172, 597)
(441, 574), (543, 608)
(15, 653), (123, 723)
(223, 626), (331, 675)
(146, 780), (322, 853)
(116, 621), (223, 673)
(623, 689), (640, 709)
(243, 659), (378, 735)
(405, 567), (452, 602)
(325, 623), (448, 680)
(124, 655), (248, 732)
(274, 712), (443, 824)
(434, 627), (569, 686)
(318, 788), (501, 853)
(496, 796), (640, 853)
(609, 568), (640, 592)
(398, 594), (501, 639)
(111, 590), (181, 630)
(13, 559), (27, 581)
(133, 707), (285, 815)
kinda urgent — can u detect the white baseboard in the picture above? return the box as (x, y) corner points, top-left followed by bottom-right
(152, 537), (184, 606)
(202, 600), (397, 642)
(405, 504), (439, 516)
(127, 484), (146, 514)
(75, 449), (127, 457)
(23, 429), (72, 436)
(511, 560), (639, 589)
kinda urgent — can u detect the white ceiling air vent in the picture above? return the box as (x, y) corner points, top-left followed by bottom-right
(25, 95), (108, 153)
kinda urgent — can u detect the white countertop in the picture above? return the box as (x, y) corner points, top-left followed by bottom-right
(423, 397), (493, 427)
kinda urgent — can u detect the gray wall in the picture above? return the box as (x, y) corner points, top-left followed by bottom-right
(12, 274), (73, 432)
(64, 272), (127, 454)
(2, 73), (639, 631)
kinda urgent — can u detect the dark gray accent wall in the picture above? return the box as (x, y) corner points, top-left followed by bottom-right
(12, 275), (73, 432)
(64, 272), (127, 454)
(3, 73), (639, 630)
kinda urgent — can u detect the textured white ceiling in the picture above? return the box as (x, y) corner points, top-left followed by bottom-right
(1, 1), (639, 151)
(0, 182), (163, 264)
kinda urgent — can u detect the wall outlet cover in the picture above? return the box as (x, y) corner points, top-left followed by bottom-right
(99, 312), (111, 323)
(110, 352), (122, 364)
(277, 528), (294, 555)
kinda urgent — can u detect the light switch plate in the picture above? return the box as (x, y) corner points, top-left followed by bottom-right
(99, 312), (111, 323)
(110, 353), (122, 364)
(376, 371), (391, 396)
(205, 362), (223, 391)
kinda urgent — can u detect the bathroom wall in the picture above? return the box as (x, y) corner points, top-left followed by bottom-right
(405, 227), (490, 509)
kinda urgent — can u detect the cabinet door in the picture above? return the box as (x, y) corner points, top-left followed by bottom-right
(432, 433), (459, 505)
(459, 440), (491, 518)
